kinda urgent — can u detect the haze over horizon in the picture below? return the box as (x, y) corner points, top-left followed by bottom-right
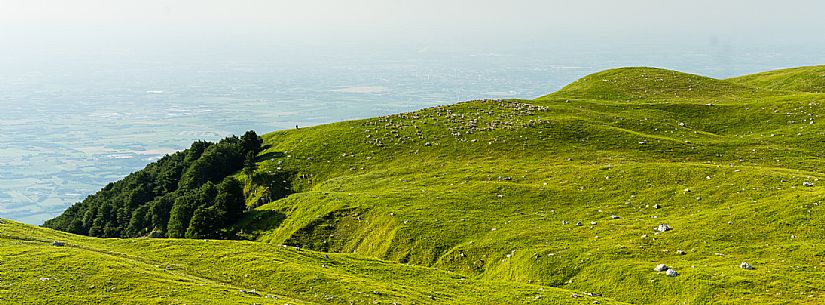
(2, 0), (825, 74)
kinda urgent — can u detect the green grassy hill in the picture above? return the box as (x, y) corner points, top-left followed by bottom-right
(5, 66), (825, 304)
(727, 65), (825, 93)
(542, 67), (761, 101)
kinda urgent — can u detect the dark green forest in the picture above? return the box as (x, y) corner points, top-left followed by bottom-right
(43, 131), (263, 239)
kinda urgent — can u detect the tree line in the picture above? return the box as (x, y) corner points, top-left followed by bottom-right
(43, 130), (263, 239)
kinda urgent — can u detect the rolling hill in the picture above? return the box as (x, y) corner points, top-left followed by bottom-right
(727, 65), (825, 93)
(6, 66), (825, 304)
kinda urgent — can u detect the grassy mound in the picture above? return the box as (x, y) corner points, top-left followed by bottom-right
(728, 65), (825, 93)
(542, 67), (760, 101)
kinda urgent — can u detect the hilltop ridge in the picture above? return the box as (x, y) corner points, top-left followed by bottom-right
(727, 65), (825, 93)
(541, 67), (762, 101)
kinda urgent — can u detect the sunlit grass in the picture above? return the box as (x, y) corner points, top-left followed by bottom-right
(5, 66), (825, 304)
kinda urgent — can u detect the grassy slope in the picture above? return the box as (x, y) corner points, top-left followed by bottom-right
(4, 66), (825, 304)
(728, 65), (825, 93)
(0, 219), (616, 304)
(540, 67), (761, 101)
(246, 67), (825, 304)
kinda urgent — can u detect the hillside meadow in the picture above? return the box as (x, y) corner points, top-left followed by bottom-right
(6, 65), (825, 304)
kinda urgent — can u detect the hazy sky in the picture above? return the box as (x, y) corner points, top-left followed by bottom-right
(2, 0), (824, 58)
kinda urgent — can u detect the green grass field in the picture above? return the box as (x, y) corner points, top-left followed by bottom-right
(4, 65), (825, 304)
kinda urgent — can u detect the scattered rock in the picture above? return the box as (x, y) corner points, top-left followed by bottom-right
(740, 262), (754, 270)
(39, 277), (50, 281)
(424, 142), (432, 146)
(590, 221), (597, 225)
(571, 293), (581, 298)
(611, 215), (620, 219)
(676, 250), (686, 255)
(51, 241), (65, 247)
(803, 181), (814, 187)
(666, 269), (678, 277)
(147, 231), (164, 238)
(653, 204), (661, 209)
(655, 224), (672, 233)
(575, 222), (583, 226)
(654, 264), (668, 272)
(562, 220), (569, 225)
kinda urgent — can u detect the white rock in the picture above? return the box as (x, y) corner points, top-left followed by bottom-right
(654, 264), (668, 272)
(666, 269), (678, 277)
(655, 224), (672, 233)
(740, 262), (754, 270)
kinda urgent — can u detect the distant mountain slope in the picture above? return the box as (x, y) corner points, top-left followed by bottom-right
(727, 65), (825, 93)
(542, 67), (761, 101)
(30, 66), (825, 304)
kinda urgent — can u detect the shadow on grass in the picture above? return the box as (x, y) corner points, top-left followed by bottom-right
(258, 150), (285, 161)
(232, 210), (287, 240)
(249, 169), (296, 209)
